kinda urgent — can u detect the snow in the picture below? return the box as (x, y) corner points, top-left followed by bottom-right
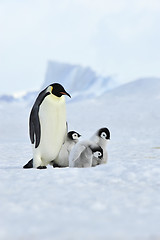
(0, 78), (160, 240)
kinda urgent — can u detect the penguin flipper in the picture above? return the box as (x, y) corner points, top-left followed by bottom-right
(30, 106), (41, 148)
(72, 145), (86, 162)
(29, 113), (35, 144)
(29, 88), (50, 148)
(23, 159), (33, 168)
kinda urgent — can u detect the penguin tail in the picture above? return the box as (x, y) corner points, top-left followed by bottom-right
(23, 159), (33, 169)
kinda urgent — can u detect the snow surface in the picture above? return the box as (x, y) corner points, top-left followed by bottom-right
(0, 78), (160, 240)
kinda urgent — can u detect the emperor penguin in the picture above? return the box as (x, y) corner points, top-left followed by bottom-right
(90, 127), (110, 166)
(29, 83), (71, 169)
(69, 140), (103, 168)
(51, 131), (81, 168)
(23, 130), (81, 169)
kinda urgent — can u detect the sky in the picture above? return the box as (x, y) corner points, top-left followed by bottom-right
(0, 0), (160, 94)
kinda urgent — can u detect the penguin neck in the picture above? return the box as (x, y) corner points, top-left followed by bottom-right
(99, 138), (107, 148)
(66, 140), (76, 151)
(91, 135), (107, 148)
(49, 94), (66, 103)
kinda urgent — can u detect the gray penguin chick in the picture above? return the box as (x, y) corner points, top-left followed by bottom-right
(51, 131), (81, 167)
(69, 140), (103, 168)
(90, 127), (110, 166)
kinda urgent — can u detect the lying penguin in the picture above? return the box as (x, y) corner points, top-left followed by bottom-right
(90, 127), (110, 166)
(69, 140), (103, 168)
(23, 131), (81, 168)
(26, 83), (71, 169)
(51, 131), (81, 167)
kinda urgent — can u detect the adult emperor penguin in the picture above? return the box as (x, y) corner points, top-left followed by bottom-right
(90, 127), (110, 166)
(69, 140), (103, 168)
(28, 83), (71, 169)
(51, 131), (81, 168)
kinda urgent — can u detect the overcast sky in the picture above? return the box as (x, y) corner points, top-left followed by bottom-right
(0, 0), (160, 94)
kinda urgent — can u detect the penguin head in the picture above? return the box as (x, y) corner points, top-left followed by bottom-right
(98, 127), (110, 140)
(89, 145), (103, 159)
(67, 131), (81, 141)
(93, 151), (103, 159)
(48, 83), (71, 98)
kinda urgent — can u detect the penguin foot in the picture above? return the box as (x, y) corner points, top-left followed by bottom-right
(37, 166), (47, 169)
(23, 159), (33, 168)
(52, 162), (61, 168)
(50, 160), (61, 168)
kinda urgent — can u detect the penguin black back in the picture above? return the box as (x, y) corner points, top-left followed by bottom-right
(29, 88), (50, 148)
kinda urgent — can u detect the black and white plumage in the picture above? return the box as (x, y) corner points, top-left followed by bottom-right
(69, 140), (103, 168)
(51, 131), (81, 167)
(90, 127), (110, 166)
(28, 83), (71, 169)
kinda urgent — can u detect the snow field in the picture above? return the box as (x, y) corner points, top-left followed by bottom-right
(0, 78), (160, 240)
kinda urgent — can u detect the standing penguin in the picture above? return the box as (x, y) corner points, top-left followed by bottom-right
(51, 131), (81, 168)
(69, 140), (103, 168)
(28, 83), (71, 169)
(90, 127), (110, 166)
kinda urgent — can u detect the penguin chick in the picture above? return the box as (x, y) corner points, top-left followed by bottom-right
(69, 140), (103, 168)
(90, 127), (110, 166)
(51, 131), (81, 167)
(29, 83), (71, 169)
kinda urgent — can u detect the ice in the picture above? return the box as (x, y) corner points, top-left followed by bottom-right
(0, 78), (160, 240)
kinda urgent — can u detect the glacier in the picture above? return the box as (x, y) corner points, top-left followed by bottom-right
(42, 61), (118, 101)
(0, 61), (118, 103)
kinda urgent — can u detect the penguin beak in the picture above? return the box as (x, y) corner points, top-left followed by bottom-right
(60, 92), (71, 98)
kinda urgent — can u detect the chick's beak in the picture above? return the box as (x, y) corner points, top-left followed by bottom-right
(60, 91), (71, 98)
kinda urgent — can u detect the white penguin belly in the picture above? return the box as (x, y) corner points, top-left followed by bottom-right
(33, 95), (66, 165)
